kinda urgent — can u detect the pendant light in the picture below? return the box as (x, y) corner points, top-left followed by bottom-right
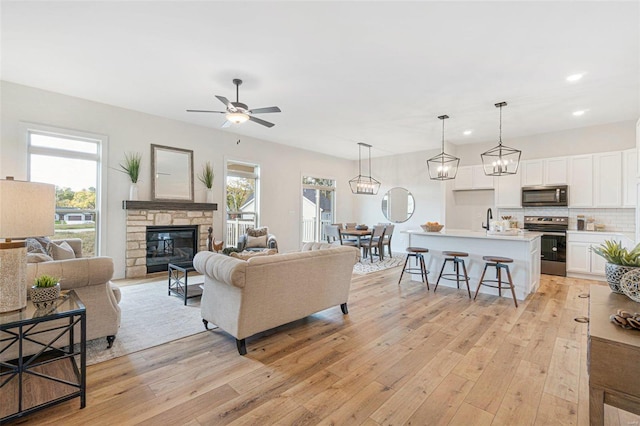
(481, 101), (521, 176)
(349, 142), (381, 195)
(427, 115), (460, 180)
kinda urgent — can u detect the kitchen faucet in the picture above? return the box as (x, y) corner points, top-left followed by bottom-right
(482, 208), (493, 230)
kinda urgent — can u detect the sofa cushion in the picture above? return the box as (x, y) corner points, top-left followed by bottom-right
(245, 235), (267, 248)
(27, 252), (54, 263)
(230, 249), (277, 261)
(246, 227), (268, 237)
(50, 241), (76, 260)
(26, 237), (49, 255)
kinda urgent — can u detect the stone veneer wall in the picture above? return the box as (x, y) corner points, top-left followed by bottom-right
(124, 207), (214, 278)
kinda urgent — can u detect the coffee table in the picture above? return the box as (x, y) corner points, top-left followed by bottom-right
(168, 262), (203, 305)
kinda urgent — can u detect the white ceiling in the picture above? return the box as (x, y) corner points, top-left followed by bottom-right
(1, 1), (639, 160)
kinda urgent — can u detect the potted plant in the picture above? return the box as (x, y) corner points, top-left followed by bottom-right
(592, 240), (640, 293)
(120, 152), (142, 200)
(197, 161), (215, 203)
(31, 274), (61, 309)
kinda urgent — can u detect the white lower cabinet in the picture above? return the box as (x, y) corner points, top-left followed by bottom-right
(566, 232), (626, 280)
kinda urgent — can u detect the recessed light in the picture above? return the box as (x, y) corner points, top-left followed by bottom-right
(572, 110), (586, 116)
(566, 73), (584, 82)
(463, 130), (473, 136)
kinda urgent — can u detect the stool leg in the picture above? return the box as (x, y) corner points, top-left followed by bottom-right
(461, 259), (471, 298)
(420, 254), (429, 290)
(454, 258), (460, 289)
(398, 254), (410, 285)
(505, 265), (518, 308)
(417, 254), (425, 284)
(497, 264), (502, 297)
(474, 264), (489, 301)
(434, 258), (448, 292)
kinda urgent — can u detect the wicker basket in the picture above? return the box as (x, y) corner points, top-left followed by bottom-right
(420, 224), (443, 232)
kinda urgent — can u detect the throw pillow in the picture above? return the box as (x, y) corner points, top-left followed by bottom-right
(27, 253), (54, 263)
(246, 227), (268, 238)
(26, 238), (48, 255)
(245, 235), (267, 248)
(49, 241), (76, 260)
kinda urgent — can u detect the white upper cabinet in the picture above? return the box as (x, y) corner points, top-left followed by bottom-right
(593, 151), (622, 207)
(520, 160), (544, 186)
(521, 158), (568, 186)
(453, 165), (494, 190)
(495, 172), (522, 208)
(568, 155), (593, 207)
(544, 157), (568, 185)
(623, 149), (637, 207)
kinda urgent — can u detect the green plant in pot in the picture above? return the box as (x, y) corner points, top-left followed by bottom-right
(31, 274), (61, 309)
(120, 152), (142, 200)
(592, 240), (640, 294)
(197, 161), (215, 203)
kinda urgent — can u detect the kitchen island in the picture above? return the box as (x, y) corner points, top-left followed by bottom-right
(405, 229), (542, 301)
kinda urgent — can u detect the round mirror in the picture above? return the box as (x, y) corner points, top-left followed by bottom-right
(381, 187), (415, 223)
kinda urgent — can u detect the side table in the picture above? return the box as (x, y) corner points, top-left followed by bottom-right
(0, 290), (86, 422)
(168, 261), (203, 305)
(588, 285), (640, 425)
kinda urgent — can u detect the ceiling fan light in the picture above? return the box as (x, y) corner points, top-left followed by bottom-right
(226, 112), (250, 124)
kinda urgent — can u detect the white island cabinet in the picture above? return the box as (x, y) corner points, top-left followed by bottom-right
(405, 229), (542, 301)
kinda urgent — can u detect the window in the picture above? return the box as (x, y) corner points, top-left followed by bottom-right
(225, 160), (259, 248)
(302, 176), (336, 243)
(26, 125), (107, 256)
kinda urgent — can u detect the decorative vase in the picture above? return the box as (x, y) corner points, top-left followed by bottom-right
(604, 263), (638, 294)
(30, 283), (61, 309)
(619, 269), (640, 302)
(129, 183), (139, 201)
(206, 189), (214, 203)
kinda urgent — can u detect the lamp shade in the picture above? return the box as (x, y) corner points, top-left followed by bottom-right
(0, 179), (55, 239)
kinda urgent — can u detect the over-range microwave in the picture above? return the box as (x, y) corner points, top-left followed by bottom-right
(521, 185), (568, 207)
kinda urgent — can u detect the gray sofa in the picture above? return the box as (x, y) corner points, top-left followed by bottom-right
(193, 242), (359, 354)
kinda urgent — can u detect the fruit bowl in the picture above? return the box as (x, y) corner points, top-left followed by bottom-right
(420, 224), (443, 232)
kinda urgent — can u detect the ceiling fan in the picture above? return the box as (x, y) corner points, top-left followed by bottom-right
(187, 78), (281, 128)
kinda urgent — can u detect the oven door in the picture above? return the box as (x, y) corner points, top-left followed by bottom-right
(540, 232), (567, 276)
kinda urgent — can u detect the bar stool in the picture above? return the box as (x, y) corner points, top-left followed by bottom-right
(434, 251), (471, 297)
(473, 256), (518, 307)
(398, 247), (429, 289)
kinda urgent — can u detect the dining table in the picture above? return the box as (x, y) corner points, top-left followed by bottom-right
(340, 228), (373, 248)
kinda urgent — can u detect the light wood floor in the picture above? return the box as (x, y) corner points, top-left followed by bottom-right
(7, 269), (640, 425)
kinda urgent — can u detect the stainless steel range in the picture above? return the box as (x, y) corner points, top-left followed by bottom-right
(523, 216), (568, 276)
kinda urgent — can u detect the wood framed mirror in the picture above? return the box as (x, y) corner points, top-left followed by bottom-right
(381, 187), (415, 223)
(151, 144), (194, 202)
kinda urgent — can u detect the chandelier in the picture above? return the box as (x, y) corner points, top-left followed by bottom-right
(481, 101), (521, 176)
(349, 142), (381, 195)
(427, 115), (460, 180)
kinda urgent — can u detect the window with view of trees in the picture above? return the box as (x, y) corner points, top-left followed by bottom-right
(302, 176), (335, 243)
(27, 128), (105, 256)
(225, 161), (259, 248)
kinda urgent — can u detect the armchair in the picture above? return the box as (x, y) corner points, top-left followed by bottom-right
(237, 227), (278, 252)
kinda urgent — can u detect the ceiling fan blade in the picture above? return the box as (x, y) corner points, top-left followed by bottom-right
(249, 115), (275, 128)
(215, 95), (236, 112)
(221, 120), (232, 128)
(186, 109), (225, 113)
(248, 106), (281, 114)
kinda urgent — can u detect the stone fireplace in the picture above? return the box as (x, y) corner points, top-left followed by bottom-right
(123, 200), (217, 278)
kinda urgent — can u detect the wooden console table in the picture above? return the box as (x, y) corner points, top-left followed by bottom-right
(588, 285), (640, 425)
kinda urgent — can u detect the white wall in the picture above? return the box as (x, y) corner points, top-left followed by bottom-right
(1, 81), (355, 278)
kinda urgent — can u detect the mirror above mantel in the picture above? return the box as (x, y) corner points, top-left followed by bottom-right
(151, 144), (194, 202)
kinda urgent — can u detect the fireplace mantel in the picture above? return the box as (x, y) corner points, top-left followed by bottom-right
(122, 200), (217, 211)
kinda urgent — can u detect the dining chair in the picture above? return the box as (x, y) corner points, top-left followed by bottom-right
(379, 224), (394, 258)
(362, 225), (386, 262)
(324, 224), (357, 247)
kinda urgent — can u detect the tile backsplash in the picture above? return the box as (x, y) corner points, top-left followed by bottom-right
(497, 207), (636, 233)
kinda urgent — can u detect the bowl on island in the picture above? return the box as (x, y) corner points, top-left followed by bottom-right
(421, 223), (444, 232)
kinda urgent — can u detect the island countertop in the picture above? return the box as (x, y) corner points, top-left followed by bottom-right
(403, 228), (542, 301)
(405, 228), (542, 242)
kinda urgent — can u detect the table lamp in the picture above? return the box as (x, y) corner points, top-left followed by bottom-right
(0, 177), (55, 313)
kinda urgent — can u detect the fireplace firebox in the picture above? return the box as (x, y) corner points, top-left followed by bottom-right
(146, 225), (198, 273)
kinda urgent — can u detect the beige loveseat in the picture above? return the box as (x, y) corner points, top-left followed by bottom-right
(25, 239), (121, 347)
(193, 242), (359, 355)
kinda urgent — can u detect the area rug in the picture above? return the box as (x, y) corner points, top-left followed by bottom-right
(85, 277), (209, 365)
(353, 255), (405, 274)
